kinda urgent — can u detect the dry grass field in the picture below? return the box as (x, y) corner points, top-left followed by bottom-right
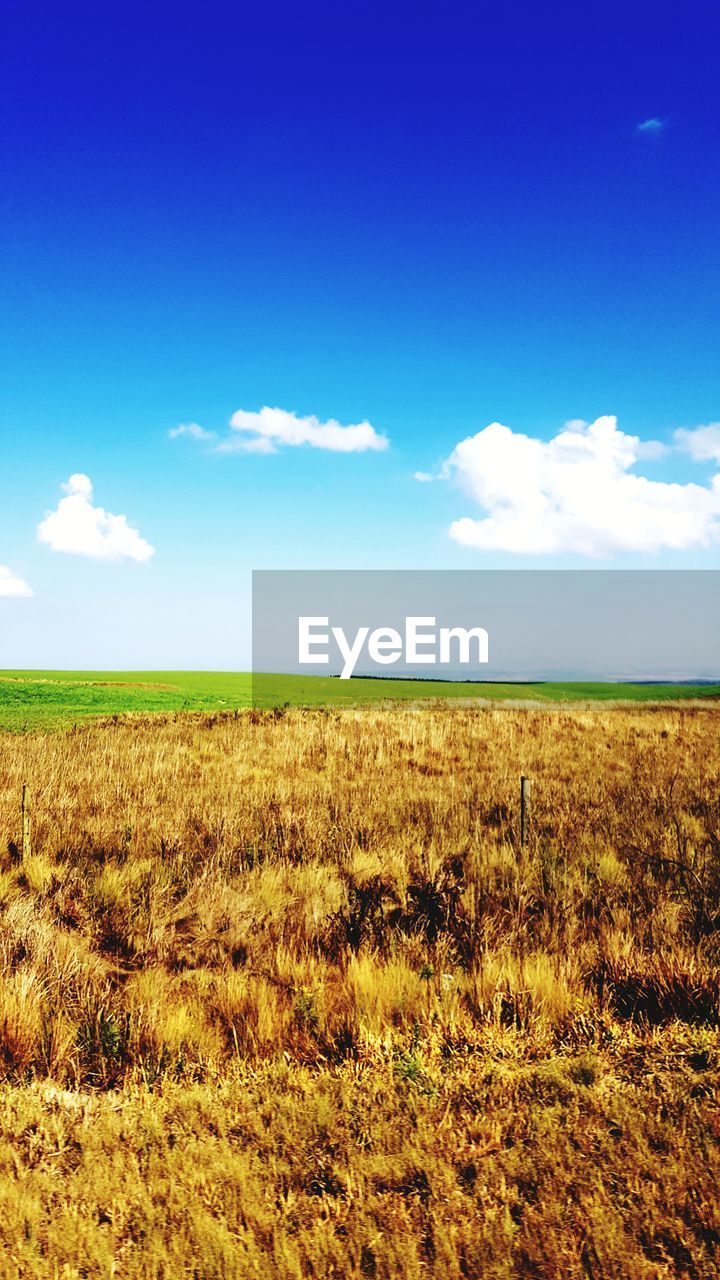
(0, 701), (719, 1278)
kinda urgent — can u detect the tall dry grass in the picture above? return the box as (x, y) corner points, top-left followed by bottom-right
(0, 702), (718, 1276)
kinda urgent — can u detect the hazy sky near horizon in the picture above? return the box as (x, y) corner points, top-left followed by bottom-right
(2, 1), (720, 667)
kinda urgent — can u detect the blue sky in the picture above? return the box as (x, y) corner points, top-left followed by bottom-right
(1, 0), (719, 666)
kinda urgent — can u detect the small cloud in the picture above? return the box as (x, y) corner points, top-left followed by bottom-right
(637, 117), (665, 134)
(0, 565), (32, 598)
(227, 406), (389, 454)
(430, 416), (720, 557)
(675, 424), (720, 464)
(38, 474), (155, 563)
(168, 422), (216, 441)
(413, 471), (436, 483)
(172, 405), (389, 455)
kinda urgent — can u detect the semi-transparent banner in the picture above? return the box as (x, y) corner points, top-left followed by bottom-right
(252, 570), (720, 704)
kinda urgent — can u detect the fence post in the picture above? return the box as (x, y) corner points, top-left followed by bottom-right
(520, 775), (531, 848)
(21, 784), (31, 861)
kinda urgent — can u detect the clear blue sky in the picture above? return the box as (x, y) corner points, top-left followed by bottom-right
(2, 1), (719, 666)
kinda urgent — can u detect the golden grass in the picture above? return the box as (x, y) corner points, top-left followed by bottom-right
(0, 702), (718, 1277)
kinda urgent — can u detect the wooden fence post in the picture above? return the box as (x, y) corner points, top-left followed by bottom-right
(520, 775), (531, 848)
(21, 784), (31, 861)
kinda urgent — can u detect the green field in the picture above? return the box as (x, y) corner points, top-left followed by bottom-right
(0, 670), (719, 730)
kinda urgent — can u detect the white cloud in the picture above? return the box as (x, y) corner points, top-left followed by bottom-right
(38, 474), (155, 563)
(226, 406), (389, 454)
(0, 565), (32, 597)
(169, 422), (216, 441)
(427, 416), (720, 557)
(675, 424), (720, 464)
(637, 117), (665, 133)
(413, 471), (436, 483)
(171, 405), (389, 455)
